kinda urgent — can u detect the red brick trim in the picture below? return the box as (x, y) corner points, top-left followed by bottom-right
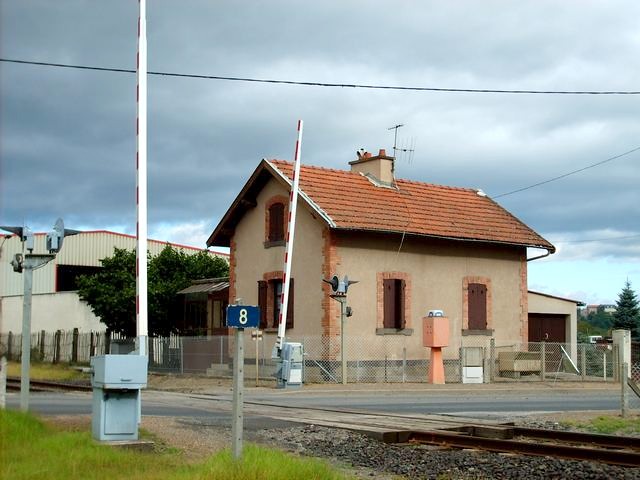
(228, 238), (237, 304)
(264, 195), (288, 245)
(261, 271), (283, 328)
(321, 228), (340, 358)
(462, 276), (492, 331)
(519, 253), (528, 342)
(376, 271), (412, 330)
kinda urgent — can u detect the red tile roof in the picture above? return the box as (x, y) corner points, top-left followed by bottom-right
(268, 159), (554, 251)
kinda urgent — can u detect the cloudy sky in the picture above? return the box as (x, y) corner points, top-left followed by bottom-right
(1, 1), (639, 304)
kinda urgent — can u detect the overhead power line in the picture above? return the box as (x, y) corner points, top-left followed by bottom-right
(493, 145), (640, 199)
(2, 57), (640, 95)
(554, 234), (640, 244)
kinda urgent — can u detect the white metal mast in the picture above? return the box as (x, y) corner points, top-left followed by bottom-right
(274, 120), (303, 353)
(136, 0), (148, 354)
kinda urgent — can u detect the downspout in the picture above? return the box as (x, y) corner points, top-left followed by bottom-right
(527, 247), (555, 262)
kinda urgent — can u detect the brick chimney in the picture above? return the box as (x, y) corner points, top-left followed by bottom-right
(349, 149), (395, 186)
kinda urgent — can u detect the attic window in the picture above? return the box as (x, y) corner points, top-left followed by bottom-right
(264, 196), (288, 248)
(269, 203), (285, 241)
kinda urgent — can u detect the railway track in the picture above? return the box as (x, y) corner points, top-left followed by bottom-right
(5, 376), (92, 392)
(185, 393), (640, 468)
(4, 381), (640, 467)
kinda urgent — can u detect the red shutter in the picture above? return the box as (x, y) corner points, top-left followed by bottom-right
(258, 281), (267, 329)
(383, 279), (396, 328)
(398, 279), (406, 330)
(269, 203), (285, 242)
(468, 283), (487, 330)
(286, 278), (294, 329)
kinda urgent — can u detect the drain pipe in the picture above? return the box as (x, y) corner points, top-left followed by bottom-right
(527, 247), (555, 262)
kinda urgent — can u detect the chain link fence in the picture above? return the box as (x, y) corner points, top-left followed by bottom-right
(0, 330), (625, 385)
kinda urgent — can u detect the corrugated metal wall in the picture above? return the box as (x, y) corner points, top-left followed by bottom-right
(0, 231), (227, 296)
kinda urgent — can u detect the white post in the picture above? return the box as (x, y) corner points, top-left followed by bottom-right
(274, 121), (303, 354)
(0, 356), (6, 409)
(136, 0), (148, 355)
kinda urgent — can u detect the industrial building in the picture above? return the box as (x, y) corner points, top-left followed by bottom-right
(0, 230), (228, 334)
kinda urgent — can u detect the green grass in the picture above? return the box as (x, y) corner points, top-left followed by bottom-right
(562, 415), (640, 435)
(7, 361), (89, 382)
(0, 410), (350, 480)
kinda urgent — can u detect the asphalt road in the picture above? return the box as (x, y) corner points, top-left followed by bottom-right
(4, 384), (622, 420)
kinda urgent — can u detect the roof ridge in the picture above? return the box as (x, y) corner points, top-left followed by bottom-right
(269, 158), (477, 192)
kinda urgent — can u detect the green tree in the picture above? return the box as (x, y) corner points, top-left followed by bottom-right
(612, 280), (640, 338)
(584, 310), (613, 332)
(148, 247), (229, 336)
(76, 248), (137, 336)
(78, 246), (228, 336)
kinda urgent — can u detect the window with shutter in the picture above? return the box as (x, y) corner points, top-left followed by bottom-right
(268, 203), (285, 242)
(258, 277), (294, 330)
(468, 283), (487, 330)
(383, 278), (405, 329)
(258, 280), (267, 329)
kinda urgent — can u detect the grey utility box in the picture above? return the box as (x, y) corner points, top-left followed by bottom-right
(276, 342), (303, 389)
(91, 354), (147, 441)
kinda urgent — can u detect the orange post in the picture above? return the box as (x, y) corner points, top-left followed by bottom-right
(423, 316), (450, 384)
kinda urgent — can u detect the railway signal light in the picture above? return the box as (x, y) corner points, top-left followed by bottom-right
(323, 274), (358, 296)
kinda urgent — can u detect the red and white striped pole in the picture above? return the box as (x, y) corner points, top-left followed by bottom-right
(274, 120), (303, 354)
(136, 0), (148, 355)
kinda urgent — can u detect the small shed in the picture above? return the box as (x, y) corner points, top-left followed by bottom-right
(177, 278), (229, 335)
(528, 290), (583, 345)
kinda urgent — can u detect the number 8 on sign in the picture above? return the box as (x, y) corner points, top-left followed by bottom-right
(226, 305), (260, 329)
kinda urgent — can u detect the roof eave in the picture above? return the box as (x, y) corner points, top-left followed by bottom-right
(265, 159), (336, 229)
(206, 159), (337, 248)
(331, 226), (555, 252)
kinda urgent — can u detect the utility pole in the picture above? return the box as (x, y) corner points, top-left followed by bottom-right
(1, 219), (78, 411)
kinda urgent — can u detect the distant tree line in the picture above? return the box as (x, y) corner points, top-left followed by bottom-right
(579, 280), (640, 340)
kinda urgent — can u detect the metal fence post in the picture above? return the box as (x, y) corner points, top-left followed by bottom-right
(541, 342), (546, 381)
(39, 330), (46, 361)
(53, 330), (61, 364)
(489, 338), (495, 382)
(72, 328), (79, 364)
(581, 344), (586, 381)
(402, 347), (407, 383)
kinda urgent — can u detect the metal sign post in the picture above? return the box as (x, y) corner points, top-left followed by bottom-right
(227, 305), (260, 459)
(20, 254), (54, 411)
(252, 330), (263, 387)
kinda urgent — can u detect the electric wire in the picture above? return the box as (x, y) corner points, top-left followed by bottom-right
(493, 145), (640, 199)
(3, 57), (639, 247)
(553, 234), (640, 243)
(2, 58), (640, 95)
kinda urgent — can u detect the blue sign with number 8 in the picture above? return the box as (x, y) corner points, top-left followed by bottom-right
(227, 305), (260, 328)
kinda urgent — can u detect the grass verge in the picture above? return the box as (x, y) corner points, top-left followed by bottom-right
(7, 361), (89, 382)
(0, 410), (350, 480)
(561, 415), (640, 435)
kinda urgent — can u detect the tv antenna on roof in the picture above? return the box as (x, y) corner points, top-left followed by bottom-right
(387, 124), (416, 164)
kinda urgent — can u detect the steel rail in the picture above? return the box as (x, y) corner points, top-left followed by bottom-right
(410, 429), (640, 467)
(6, 376), (92, 392)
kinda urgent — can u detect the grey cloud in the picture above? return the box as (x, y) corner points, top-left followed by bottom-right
(1, 0), (639, 263)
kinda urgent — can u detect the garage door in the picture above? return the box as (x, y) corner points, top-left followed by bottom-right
(528, 313), (566, 343)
